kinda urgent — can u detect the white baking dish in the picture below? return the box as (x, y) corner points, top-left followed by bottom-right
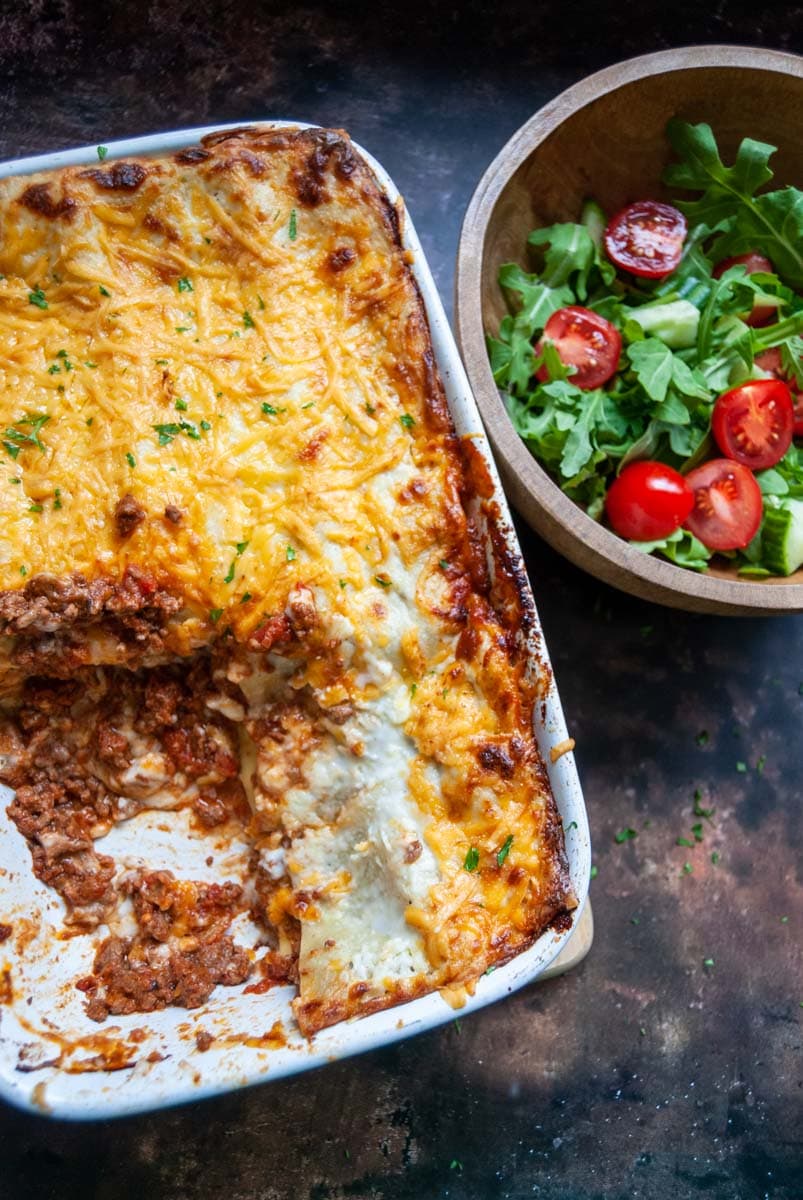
(0, 123), (590, 1120)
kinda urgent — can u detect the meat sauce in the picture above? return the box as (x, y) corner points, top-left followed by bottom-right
(0, 653), (286, 1021)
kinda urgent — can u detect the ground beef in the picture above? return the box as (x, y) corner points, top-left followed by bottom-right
(76, 871), (252, 1021)
(113, 493), (146, 538)
(2, 655), (248, 931)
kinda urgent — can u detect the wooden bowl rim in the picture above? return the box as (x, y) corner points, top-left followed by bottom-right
(455, 44), (803, 614)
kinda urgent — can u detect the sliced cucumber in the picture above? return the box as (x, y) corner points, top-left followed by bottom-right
(762, 499), (803, 576)
(581, 199), (607, 249)
(627, 299), (700, 349)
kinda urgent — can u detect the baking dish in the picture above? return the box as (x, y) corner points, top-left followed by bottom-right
(0, 122), (590, 1119)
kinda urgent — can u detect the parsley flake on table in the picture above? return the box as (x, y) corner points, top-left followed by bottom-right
(96, 145), (108, 161)
(614, 828), (637, 844)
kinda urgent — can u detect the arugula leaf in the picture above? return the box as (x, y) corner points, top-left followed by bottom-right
(627, 339), (674, 403)
(528, 222), (614, 299)
(664, 120), (803, 287)
(498, 263), (573, 333)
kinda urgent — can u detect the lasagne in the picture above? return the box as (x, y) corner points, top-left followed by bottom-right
(0, 125), (574, 1036)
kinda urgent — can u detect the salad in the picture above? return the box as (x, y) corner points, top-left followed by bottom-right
(487, 120), (803, 577)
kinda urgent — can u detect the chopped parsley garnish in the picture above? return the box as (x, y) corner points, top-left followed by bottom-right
(28, 503), (42, 514)
(53, 488), (62, 509)
(200, 419), (212, 431)
(9, 477), (19, 484)
(695, 730), (709, 747)
(262, 402), (278, 416)
(19, 565), (27, 577)
(439, 559), (449, 569)
(496, 835), (513, 866)
(410, 682), (417, 696)
(99, 285), (111, 297)
(175, 326), (190, 333)
(677, 835), (695, 847)
(97, 145), (108, 161)
(691, 822), (704, 842)
(28, 288), (48, 309)
(301, 401), (315, 410)
(285, 545), (296, 562)
(243, 310), (255, 329)
(566, 820), (578, 831)
(590, 865), (598, 879)
(240, 591), (252, 603)
(399, 413), (415, 429)
(153, 420), (204, 446)
(235, 541), (249, 556)
(339, 579), (348, 589)
(209, 608), (223, 624)
(711, 851), (720, 865)
(224, 561), (236, 584)
(155, 359), (168, 366)
(288, 209), (297, 241)
(84, 361), (97, 369)
(365, 403), (376, 415)
(257, 295), (265, 310)
(682, 861), (693, 875)
(5, 413), (50, 455)
(3, 442), (20, 460)
(374, 574), (392, 588)
(86, 417), (94, 427)
(175, 398), (188, 411)
(693, 789), (714, 819)
(126, 452), (136, 468)
(47, 364), (60, 375)
(463, 847), (479, 872)
(177, 277), (193, 293)
(154, 422), (182, 446)
(703, 957), (714, 969)
(614, 828), (637, 844)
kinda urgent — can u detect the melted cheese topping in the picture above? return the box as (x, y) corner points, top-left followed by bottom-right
(0, 128), (574, 1033)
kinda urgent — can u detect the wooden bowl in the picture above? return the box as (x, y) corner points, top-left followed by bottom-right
(455, 46), (803, 615)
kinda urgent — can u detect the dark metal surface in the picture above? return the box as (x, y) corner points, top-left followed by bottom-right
(0, 3), (801, 1197)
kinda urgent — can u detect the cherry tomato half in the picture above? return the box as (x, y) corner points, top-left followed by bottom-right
(603, 201), (687, 279)
(683, 459), (763, 551)
(711, 378), (793, 470)
(755, 348), (803, 437)
(605, 461), (694, 541)
(535, 306), (621, 390)
(713, 252), (776, 327)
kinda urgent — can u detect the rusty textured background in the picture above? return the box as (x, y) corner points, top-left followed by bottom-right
(0, 2), (801, 1197)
